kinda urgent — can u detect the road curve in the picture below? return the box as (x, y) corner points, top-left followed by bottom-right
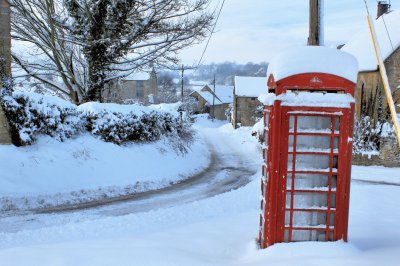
(35, 142), (258, 216)
(0, 134), (259, 233)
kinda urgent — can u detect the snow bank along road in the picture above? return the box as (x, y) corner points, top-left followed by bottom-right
(0, 121), (260, 233)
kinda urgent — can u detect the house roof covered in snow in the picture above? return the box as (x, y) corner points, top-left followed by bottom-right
(196, 91), (223, 105)
(266, 46), (359, 83)
(123, 71), (152, 81)
(234, 76), (267, 97)
(213, 85), (233, 104)
(190, 85), (233, 105)
(342, 9), (400, 72)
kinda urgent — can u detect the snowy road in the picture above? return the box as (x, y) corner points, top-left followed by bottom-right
(0, 122), (259, 234)
(1, 121), (400, 265)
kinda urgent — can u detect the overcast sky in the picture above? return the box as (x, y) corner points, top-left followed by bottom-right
(179, 0), (400, 65)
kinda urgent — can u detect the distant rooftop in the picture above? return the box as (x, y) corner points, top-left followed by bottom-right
(197, 91), (223, 105)
(234, 76), (267, 97)
(123, 71), (152, 81)
(191, 84), (233, 105)
(342, 9), (400, 72)
(189, 80), (209, 87)
(213, 85), (234, 104)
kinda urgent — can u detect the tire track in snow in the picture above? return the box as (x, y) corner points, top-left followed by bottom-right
(0, 131), (259, 232)
(352, 179), (400, 186)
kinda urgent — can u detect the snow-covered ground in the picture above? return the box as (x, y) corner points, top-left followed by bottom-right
(352, 165), (400, 184)
(0, 123), (210, 211)
(0, 118), (399, 265)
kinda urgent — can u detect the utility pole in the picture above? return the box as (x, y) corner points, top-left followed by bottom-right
(180, 64), (184, 127)
(308, 0), (324, 46)
(212, 73), (215, 121)
(0, 0), (12, 144)
(172, 64), (196, 127)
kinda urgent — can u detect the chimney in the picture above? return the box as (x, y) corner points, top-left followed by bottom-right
(377, 1), (390, 19)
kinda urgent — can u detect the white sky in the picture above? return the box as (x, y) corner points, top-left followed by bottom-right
(179, 0), (400, 64)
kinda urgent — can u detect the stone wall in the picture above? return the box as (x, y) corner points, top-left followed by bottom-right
(352, 137), (400, 167)
(103, 71), (158, 105)
(355, 71), (380, 119)
(384, 47), (400, 114)
(189, 91), (229, 120)
(0, 0), (11, 144)
(210, 103), (229, 121)
(190, 91), (209, 113)
(352, 48), (400, 167)
(0, 107), (11, 144)
(379, 137), (400, 166)
(0, 0), (11, 70)
(232, 96), (263, 128)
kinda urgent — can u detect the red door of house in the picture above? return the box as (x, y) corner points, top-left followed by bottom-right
(275, 107), (352, 243)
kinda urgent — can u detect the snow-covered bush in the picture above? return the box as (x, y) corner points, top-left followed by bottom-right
(353, 116), (395, 154)
(380, 121), (396, 138)
(1, 91), (84, 146)
(80, 102), (190, 145)
(1, 91), (189, 146)
(251, 119), (264, 143)
(83, 110), (180, 144)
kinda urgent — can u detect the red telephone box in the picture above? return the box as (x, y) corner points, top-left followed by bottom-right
(258, 47), (358, 248)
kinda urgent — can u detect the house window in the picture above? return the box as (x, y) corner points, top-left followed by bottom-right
(136, 89), (144, 98)
(136, 81), (145, 98)
(136, 80), (145, 89)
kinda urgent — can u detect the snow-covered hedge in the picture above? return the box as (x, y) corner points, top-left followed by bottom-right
(353, 116), (395, 154)
(82, 110), (179, 144)
(1, 92), (187, 146)
(1, 92), (84, 146)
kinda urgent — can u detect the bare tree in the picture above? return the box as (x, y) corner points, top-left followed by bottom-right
(64, 0), (214, 102)
(158, 72), (178, 103)
(11, 0), (87, 103)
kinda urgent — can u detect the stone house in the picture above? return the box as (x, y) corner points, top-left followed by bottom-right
(190, 84), (233, 120)
(342, 3), (400, 166)
(232, 76), (267, 128)
(342, 5), (400, 121)
(103, 69), (158, 106)
(0, 0), (11, 144)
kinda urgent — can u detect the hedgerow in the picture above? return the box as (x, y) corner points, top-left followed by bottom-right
(0, 91), (188, 146)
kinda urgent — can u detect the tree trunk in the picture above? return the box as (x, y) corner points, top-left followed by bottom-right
(83, 11), (108, 103)
(85, 61), (105, 102)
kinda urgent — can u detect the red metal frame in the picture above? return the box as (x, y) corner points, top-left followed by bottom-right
(268, 73), (355, 96)
(259, 73), (355, 249)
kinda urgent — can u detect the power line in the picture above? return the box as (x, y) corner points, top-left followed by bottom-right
(371, 0), (400, 108)
(160, 1), (226, 74)
(363, 0), (371, 16)
(375, 0), (396, 51)
(364, 0), (396, 56)
(155, 1), (226, 73)
(174, 0), (226, 100)
(196, 0), (226, 69)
